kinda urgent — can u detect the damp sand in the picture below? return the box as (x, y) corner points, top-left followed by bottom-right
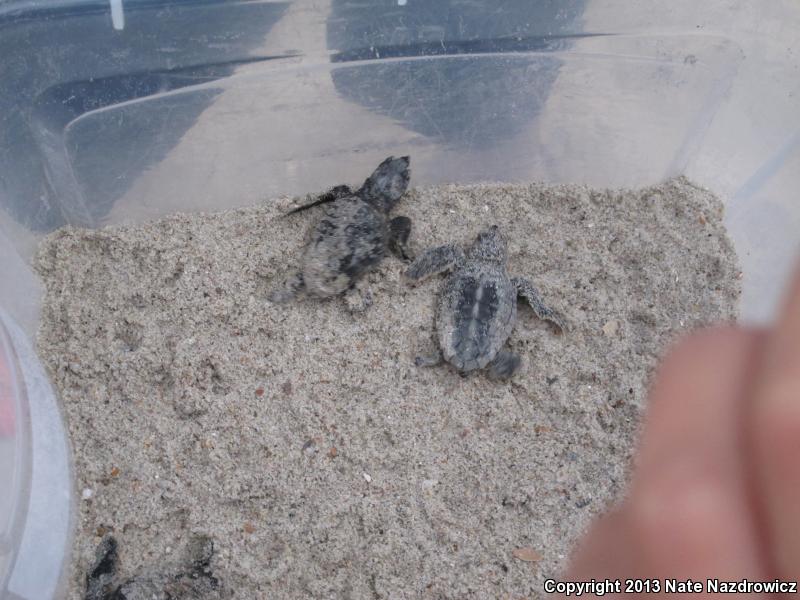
(36, 177), (739, 599)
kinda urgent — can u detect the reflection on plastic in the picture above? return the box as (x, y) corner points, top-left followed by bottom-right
(0, 350), (15, 437)
(109, 0), (124, 31)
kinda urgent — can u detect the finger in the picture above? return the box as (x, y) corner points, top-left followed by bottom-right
(750, 265), (800, 577)
(564, 507), (642, 580)
(627, 327), (769, 577)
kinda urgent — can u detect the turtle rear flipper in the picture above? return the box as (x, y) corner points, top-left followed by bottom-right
(487, 350), (521, 380)
(513, 276), (567, 332)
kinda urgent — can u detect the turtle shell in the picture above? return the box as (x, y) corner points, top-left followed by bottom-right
(437, 265), (516, 371)
(302, 197), (387, 298)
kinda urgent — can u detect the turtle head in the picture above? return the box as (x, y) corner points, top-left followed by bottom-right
(359, 156), (411, 212)
(468, 225), (506, 262)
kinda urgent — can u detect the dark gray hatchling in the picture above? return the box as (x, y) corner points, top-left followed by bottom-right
(85, 534), (219, 600)
(406, 225), (566, 379)
(270, 156), (412, 304)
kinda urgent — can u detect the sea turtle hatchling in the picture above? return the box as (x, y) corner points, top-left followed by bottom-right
(406, 225), (566, 379)
(270, 156), (412, 305)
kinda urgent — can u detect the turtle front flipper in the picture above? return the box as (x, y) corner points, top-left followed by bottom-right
(487, 350), (521, 380)
(388, 215), (413, 261)
(405, 244), (465, 282)
(512, 277), (567, 332)
(285, 185), (353, 215)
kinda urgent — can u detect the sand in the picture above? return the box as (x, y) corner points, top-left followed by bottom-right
(36, 177), (739, 599)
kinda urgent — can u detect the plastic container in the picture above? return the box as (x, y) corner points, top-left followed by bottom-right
(1, 1), (798, 597)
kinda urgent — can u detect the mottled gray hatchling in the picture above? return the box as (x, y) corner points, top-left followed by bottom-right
(270, 156), (412, 304)
(406, 225), (566, 379)
(85, 534), (220, 600)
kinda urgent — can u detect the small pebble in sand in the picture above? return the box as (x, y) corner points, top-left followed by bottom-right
(602, 320), (620, 336)
(512, 547), (544, 563)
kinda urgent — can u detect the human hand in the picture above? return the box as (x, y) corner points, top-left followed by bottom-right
(562, 266), (800, 591)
